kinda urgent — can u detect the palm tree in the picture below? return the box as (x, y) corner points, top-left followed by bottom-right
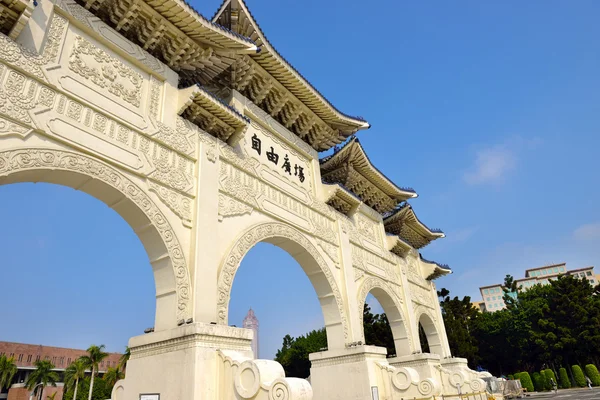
(0, 354), (17, 391)
(25, 360), (59, 400)
(80, 345), (108, 400)
(103, 364), (124, 387)
(64, 358), (87, 400)
(119, 347), (130, 372)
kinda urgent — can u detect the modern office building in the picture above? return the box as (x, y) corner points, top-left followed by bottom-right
(479, 263), (596, 312)
(242, 309), (259, 359)
(0, 341), (121, 400)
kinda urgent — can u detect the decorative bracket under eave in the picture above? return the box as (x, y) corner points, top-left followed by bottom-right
(323, 183), (361, 216)
(178, 85), (249, 146)
(386, 235), (413, 258)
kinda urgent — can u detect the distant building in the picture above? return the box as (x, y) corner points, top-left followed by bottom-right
(471, 301), (486, 313)
(243, 309), (259, 358)
(479, 263), (596, 312)
(0, 341), (121, 400)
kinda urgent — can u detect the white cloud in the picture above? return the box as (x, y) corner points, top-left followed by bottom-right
(463, 145), (516, 185)
(573, 223), (600, 241)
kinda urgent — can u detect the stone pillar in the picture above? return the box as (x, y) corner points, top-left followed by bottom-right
(191, 140), (221, 323)
(337, 219), (363, 345)
(309, 345), (387, 400)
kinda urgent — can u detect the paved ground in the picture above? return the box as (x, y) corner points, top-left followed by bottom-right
(528, 389), (599, 400)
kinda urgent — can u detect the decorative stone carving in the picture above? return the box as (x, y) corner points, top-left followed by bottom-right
(217, 222), (348, 340)
(0, 148), (191, 321)
(218, 193), (253, 220)
(317, 240), (339, 268)
(0, 14), (68, 81)
(148, 181), (193, 227)
(69, 35), (143, 107)
(0, 116), (29, 136)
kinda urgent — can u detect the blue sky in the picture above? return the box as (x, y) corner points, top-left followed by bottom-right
(2, 0), (600, 360)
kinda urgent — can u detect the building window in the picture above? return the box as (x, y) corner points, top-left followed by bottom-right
(553, 267), (559, 273)
(27, 355), (32, 363)
(560, 267), (565, 272)
(542, 270), (547, 275)
(18, 354), (23, 362)
(67, 358), (71, 365)
(36, 355), (40, 362)
(590, 279), (595, 284)
(587, 271), (592, 276)
(484, 289), (489, 295)
(59, 357), (64, 365)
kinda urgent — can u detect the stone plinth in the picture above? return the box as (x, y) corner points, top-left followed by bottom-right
(309, 345), (387, 400)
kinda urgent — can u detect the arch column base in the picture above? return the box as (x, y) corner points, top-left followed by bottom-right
(113, 323), (254, 400)
(112, 323), (313, 400)
(309, 345), (387, 400)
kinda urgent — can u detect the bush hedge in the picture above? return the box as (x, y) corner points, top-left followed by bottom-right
(558, 367), (571, 389)
(584, 364), (600, 386)
(508, 374), (514, 380)
(532, 372), (546, 392)
(517, 371), (535, 393)
(572, 365), (586, 387)
(544, 369), (557, 389)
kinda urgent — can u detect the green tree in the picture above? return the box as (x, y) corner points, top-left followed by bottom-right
(501, 275), (521, 310)
(103, 364), (125, 388)
(65, 358), (87, 400)
(274, 328), (327, 378)
(572, 365), (586, 387)
(80, 345), (109, 400)
(363, 303), (394, 355)
(437, 289), (479, 365)
(63, 377), (112, 400)
(584, 364), (600, 386)
(0, 355), (17, 391)
(25, 360), (59, 400)
(119, 347), (130, 372)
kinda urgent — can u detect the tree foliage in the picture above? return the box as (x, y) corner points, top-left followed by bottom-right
(275, 303), (395, 378)
(0, 355), (17, 391)
(80, 344), (109, 400)
(26, 360), (60, 400)
(63, 376), (113, 400)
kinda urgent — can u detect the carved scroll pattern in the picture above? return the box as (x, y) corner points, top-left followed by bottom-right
(68, 35), (143, 107)
(217, 222), (348, 340)
(0, 14), (68, 81)
(0, 148), (191, 321)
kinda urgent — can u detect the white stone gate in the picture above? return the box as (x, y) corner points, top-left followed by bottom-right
(0, 0), (488, 398)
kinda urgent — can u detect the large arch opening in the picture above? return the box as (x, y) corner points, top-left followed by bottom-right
(359, 279), (411, 357)
(417, 311), (443, 356)
(0, 149), (191, 330)
(218, 223), (347, 364)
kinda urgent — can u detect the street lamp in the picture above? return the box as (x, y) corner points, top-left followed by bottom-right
(28, 383), (44, 400)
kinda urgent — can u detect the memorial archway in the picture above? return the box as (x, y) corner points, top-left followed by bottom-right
(358, 278), (412, 357)
(0, 148), (192, 331)
(415, 307), (444, 357)
(217, 222), (347, 349)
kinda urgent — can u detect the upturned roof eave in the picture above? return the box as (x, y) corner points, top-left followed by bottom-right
(320, 138), (417, 201)
(155, 0), (259, 52)
(383, 204), (444, 239)
(211, 0), (369, 132)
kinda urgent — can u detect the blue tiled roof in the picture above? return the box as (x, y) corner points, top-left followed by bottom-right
(383, 203), (444, 235)
(320, 137), (417, 196)
(211, 0), (368, 126)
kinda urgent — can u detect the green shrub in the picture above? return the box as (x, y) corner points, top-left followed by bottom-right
(572, 365), (586, 387)
(543, 369), (557, 389)
(559, 367), (571, 389)
(532, 372), (546, 392)
(584, 364), (600, 386)
(508, 374), (514, 381)
(518, 372), (535, 393)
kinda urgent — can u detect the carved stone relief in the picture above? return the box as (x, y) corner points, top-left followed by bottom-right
(0, 148), (191, 321)
(0, 14), (68, 82)
(68, 35), (143, 107)
(217, 222), (348, 340)
(148, 181), (193, 227)
(218, 193), (253, 220)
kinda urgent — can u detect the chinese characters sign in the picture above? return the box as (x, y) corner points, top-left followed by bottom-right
(246, 127), (310, 187)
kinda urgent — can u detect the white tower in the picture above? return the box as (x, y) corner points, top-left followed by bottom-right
(243, 308), (259, 358)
